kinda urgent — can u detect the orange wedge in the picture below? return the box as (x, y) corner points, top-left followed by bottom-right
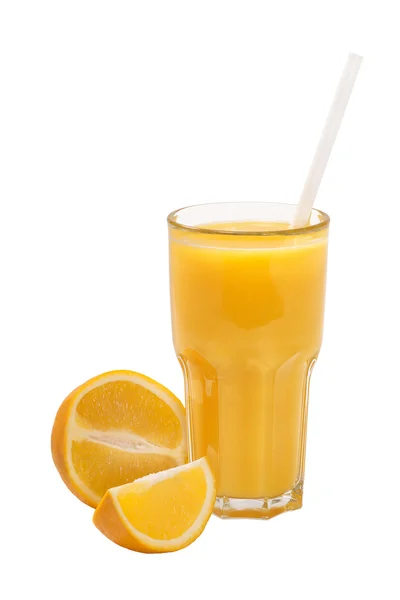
(51, 370), (186, 508)
(93, 457), (216, 553)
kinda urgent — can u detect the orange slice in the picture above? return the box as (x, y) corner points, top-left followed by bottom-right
(51, 370), (186, 508)
(93, 457), (216, 553)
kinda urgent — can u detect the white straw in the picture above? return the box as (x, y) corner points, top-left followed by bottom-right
(292, 52), (363, 228)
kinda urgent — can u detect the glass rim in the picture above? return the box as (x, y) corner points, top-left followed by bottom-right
(167, 202), (330, 237)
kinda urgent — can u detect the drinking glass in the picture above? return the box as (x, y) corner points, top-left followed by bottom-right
(168, 202), (329, 518)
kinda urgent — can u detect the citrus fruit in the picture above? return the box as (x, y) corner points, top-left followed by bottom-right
(51, 370), (187, 508)
(93, 457), (216, 553)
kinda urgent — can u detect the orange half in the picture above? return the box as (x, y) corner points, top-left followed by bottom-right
(51, 370), (187, 507)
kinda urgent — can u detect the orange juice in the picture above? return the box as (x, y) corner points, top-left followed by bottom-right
(168, 203), (329, 518)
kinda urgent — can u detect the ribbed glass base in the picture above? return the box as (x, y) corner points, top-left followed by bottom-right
(213, 482), (303, 519)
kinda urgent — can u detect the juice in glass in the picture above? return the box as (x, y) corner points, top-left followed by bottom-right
(168, 203), (329, 518)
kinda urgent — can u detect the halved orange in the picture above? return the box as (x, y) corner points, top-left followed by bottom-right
(93, 457), (216, 553)
(51, 370), (186, 508)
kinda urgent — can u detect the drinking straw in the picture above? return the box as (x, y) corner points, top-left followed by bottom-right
(292, 52), (363, 228)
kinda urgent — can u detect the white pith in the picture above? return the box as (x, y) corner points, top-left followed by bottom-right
(109, 457), (215, 550)
(65, 371), (187, 505)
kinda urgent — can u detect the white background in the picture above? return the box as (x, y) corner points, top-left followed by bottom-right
(1, 1), (399, 598)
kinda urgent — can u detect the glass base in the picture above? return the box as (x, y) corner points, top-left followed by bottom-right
(213, 482), (303, 519)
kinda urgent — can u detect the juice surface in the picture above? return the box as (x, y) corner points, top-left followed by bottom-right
(169, 220), (328, 500)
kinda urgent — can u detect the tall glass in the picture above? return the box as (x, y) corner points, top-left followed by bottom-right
(168, 203), (329, 518)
